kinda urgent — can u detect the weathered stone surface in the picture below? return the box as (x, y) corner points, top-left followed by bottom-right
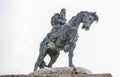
(0, 74), (112, 77)
(0, 67), (112, 77)
(29, 67), (92, 76)
(0, 75), (27, 77)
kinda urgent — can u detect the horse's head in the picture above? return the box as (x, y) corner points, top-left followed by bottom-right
(81, 11), (99, 30)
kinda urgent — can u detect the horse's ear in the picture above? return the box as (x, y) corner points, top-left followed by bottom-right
(91, 12), (96, 16)
(93, 12), (96, 15)
(90, 12), (96, 16)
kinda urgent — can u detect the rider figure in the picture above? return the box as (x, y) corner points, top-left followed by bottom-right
(51, 8), (66, 26)
(47, 8), (66, 47)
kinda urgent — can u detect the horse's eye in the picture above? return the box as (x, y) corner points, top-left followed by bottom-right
(89, 18), (92, 20)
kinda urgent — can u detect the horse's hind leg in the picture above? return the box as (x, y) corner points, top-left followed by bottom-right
(48, 51), (60, 67)
(38, 53), (47, 68)
(34, 47), (48, 71)
(34, 52), (47, 71)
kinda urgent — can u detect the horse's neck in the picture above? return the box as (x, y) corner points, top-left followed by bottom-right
(58, 13), (82, 41)
(67, 14), (82, 29)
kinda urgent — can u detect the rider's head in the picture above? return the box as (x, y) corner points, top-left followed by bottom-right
(60, 8), (66, 17)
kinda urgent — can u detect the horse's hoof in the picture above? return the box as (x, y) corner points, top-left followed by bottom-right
(69, 64), (75, 67)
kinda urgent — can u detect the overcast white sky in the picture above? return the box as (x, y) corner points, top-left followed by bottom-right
(0, 0), (120, 77)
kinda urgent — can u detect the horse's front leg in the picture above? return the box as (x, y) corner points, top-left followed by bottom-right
(64, 42), (76, 67)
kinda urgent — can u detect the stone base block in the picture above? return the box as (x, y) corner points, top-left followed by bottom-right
(0, 67), (113, 77)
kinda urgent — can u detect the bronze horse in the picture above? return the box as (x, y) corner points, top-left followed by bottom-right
(34, 11), (99, 71)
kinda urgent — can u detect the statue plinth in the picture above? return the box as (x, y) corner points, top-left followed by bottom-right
(0, 67), (112, 77)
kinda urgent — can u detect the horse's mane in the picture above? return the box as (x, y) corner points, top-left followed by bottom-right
(68, 11), (89, 25)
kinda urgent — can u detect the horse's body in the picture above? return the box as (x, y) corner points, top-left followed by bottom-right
(34, 11), (98, 71)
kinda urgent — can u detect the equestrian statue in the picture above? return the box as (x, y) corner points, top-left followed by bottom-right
(34, 8), (99, 71)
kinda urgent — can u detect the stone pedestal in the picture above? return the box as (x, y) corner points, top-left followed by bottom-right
(0, 67), (113, 77)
